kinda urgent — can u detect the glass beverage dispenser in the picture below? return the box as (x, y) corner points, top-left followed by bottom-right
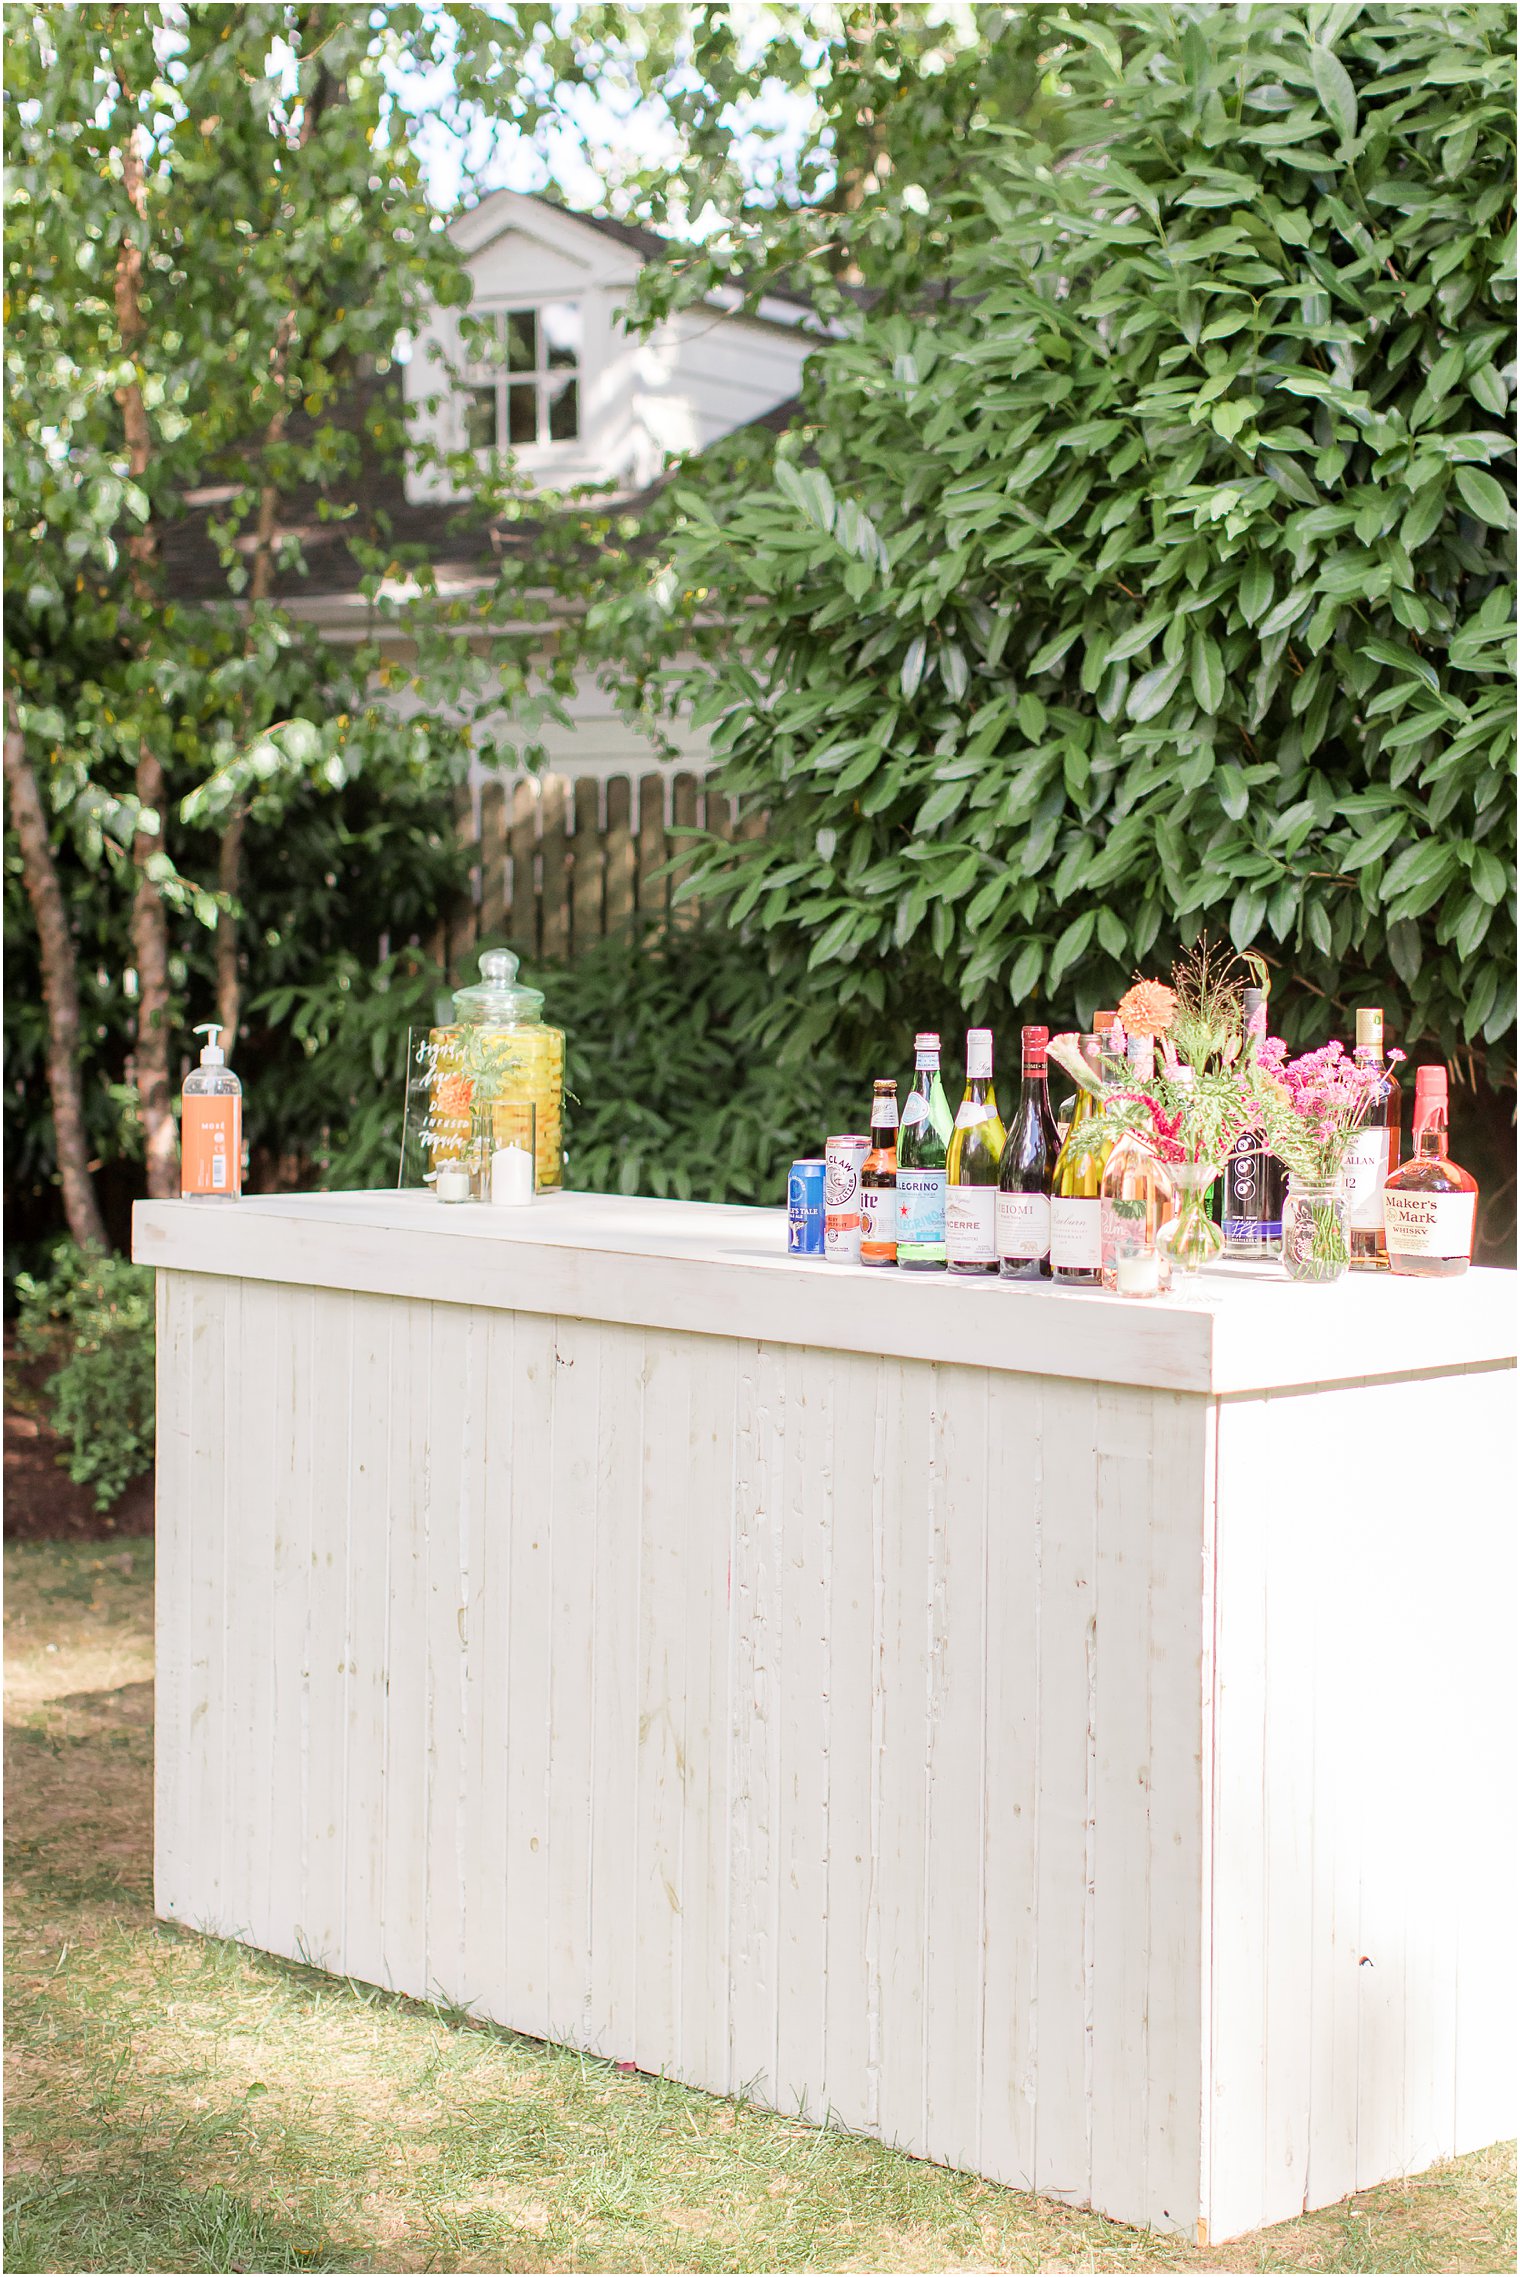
(430, 950), (566, 1194)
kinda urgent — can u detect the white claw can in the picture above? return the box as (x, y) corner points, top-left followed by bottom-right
(824, 1134), (872, 1264)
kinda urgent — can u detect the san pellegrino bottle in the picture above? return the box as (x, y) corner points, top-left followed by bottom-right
(998, 1024), (1059, 1279)
(1383, 1065), (1478, 1278)
(1344, 1007), (1403, 1271)
(860, 1079), (899, 1267)
(896, 1032), (954, 1271)
(946, 1027), (1005, 1275)
(1050, 1032), (1116, 1285)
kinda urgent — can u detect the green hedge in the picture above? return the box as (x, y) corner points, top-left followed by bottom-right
(672, 3), (1516, 1086)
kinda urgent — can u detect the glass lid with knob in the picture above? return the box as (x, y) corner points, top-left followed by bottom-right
(451, 948), (546, 1026)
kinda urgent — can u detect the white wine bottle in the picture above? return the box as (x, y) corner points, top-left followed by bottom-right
(945, 1028), (1005, 1276)
(1049, 1033), (1113, 1286)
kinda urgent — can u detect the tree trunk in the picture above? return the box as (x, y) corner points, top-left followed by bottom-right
(113, 69), (178, 1196)
(215, 803), (246, 1047)
(4, 701), (111, 1252)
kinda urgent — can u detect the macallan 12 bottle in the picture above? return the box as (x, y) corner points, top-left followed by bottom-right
(1383, 1065), (1478, 1278)
(997, 1025), (1059, 1280)
(1343, 1007), (1403, 1270)
(945, 1028), (1005, 1275)
(860, 1079), (899, 1267)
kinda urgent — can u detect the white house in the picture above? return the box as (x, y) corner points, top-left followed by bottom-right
(403, 188), (831, 508)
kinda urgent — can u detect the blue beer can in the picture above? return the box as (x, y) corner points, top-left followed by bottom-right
(787, 1159), (827, 1255)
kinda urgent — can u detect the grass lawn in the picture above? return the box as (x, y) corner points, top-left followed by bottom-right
(4, 1537), (1514, 2276)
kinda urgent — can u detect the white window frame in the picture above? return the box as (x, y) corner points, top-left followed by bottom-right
(464, 300), (582, 454)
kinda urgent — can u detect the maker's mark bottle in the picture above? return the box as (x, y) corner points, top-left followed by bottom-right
(1383, 1064), (1478, 1278)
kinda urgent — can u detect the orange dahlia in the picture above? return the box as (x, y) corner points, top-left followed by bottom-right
(1116, 978), (1178, 1038)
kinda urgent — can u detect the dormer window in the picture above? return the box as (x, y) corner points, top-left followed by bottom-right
(466, 301), (582, 450)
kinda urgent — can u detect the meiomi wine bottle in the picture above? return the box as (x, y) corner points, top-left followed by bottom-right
(997, 1025), (1059, 1280)
(1344, 1007), (1403, 1271)
(945, 1028), (1005, 1275)
(896, 1032), (954, 1272)
(860, 1079), (899, 1267)
(1383, 1065), (1478, 1278)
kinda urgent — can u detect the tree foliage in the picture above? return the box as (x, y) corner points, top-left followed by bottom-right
(661, 2), (1516, 1092)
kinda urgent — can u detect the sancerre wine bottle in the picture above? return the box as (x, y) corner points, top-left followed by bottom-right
(998, 1025), (1059, 1280)
(1344, 1006), (1403, 1271)
(896, 1032), (954, 1272)
(1383, 1064), (1477, 1278)
(860, 1079), (899, 1267)
(946, 1027), (1005, 1275)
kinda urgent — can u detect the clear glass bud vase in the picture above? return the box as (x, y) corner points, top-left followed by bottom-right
(1281, 1176), (1350, 1285)
(1157, 1162), (1224, 1287)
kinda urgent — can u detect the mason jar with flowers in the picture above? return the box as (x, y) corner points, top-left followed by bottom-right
(1242, 1038), (1407, 1285)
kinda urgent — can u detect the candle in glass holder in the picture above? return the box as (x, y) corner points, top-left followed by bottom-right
(489, 1101), (536, 1207)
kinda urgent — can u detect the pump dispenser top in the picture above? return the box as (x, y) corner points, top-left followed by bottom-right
(194, 1022), (227, 1066)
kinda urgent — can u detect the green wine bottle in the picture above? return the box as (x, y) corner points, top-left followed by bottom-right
(896, 1031), (954, 1271)
(945, 1027), (1005, 1274)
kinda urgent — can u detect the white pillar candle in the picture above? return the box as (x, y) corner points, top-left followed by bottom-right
(1117, 1253), (1159, 1297)
(491, 1143), (535, 1206)
(436, 1161), (472, 1203)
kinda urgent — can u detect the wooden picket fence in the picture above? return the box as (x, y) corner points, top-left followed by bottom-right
(440, 770), (764, 971)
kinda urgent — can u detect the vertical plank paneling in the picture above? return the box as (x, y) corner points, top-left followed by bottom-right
(922, 1362), (989, 2174)
(635, 1328), (693, 2076)
(422, 1302), (474, 2006)
(378, 1301), (430, 1998)
(266, 1287), (315, 1965)
(461, 1308), (514, 2022)
(586, 1322), (643, 2058)
(301, 1290), (354, 1972)
(730, 1339), (784, 2101)
(874, 1356), (935, 2153)
(153, 1271), (195, 1924)
(504, 1312), (556, 2037)
(226, 1280), (279, 1953)
(677, 1331), (737, 2093)
(571, 776), (603, 955)
(1089, 1387), (1158, 2229)
(604, 774), (635, 939)
(547, 1316), (600, 2045)
(508, 780), (538, 954)
(637, 773), (666, 927)
(978, 1372), (1044, 2194)
(669, 771), (700, 927)
(775, 1345), (832, 2118)
(478, 781), (507, 942)
(341, 1293), (395, 1989)
(821, 1352), (883, 2132)
(1260, 1427), (1317, 2224)
(184, 1275), (228, 1934)
(1032, 1376), (1100, 2206)
(538, 776), (569, 961)
(1143, 1392), (1209, 2235)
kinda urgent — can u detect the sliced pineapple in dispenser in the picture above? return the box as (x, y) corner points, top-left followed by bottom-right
(429, 949), (565, 1193)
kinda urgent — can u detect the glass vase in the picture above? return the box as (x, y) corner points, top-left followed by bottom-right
(1157, 1163), (1224, 1286)
(1281, 1177), (1350, 1285)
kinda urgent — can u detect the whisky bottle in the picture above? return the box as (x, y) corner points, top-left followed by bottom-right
(1383, 1065), (1478, 1278)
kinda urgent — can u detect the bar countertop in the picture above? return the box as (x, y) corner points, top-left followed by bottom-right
(133, 1188), (1516, 1399)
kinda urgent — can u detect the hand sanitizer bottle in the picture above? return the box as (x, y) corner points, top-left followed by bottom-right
(181, 1023), (243, 1199)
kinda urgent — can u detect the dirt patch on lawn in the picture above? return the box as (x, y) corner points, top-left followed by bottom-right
(4, 1330), (154, 1542)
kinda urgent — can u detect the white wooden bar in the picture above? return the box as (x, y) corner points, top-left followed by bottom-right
(135, 1191), (1516, 2244)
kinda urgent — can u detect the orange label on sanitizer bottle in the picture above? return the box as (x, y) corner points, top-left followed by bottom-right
(182, 1096), (241, 1196)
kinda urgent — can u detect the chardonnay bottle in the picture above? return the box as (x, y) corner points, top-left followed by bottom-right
(997, 1025), (1059, 1280)
(1049, 1033), (1114, 1286)
(946, 1028), (1005, 1275)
